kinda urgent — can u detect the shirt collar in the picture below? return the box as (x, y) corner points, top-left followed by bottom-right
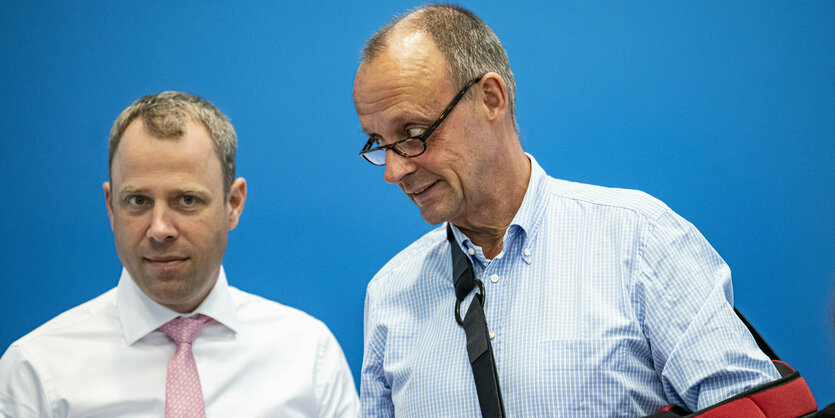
(508, 153), (547, 246)
(449, 154), (547, 263)
(116, 266), (240, 345)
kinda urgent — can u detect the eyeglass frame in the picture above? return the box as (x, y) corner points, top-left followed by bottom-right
(359, 74), (486, 166)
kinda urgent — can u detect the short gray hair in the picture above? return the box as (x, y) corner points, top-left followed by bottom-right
(109, 91), (237, 197)
(362, 3), (517, 129)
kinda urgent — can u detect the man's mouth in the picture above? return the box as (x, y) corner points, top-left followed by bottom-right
(409, 181), (437, 196)
(144, 256), (189, 267)
(408, 181), (440, 205)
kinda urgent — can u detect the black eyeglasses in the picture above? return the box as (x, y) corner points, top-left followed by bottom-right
(359, 74), (484, 166)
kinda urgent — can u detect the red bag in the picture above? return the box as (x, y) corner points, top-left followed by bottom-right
(646, 309), (818, 418)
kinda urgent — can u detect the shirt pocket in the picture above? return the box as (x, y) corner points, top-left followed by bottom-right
(541, 338), (626, 371)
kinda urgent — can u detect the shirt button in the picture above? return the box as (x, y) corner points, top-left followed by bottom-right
(468, 248), (475, 255)
(523, 248), (531, 256)
(489, 330), (496, 339)
(490, 274), (499, 283)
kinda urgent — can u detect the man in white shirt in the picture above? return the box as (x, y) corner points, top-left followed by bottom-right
(0, 91), (360, 417)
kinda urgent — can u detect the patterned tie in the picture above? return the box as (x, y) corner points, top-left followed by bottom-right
(159, 314), (213, 418)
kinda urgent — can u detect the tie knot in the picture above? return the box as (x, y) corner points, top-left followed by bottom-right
(159, 314), (213, 345)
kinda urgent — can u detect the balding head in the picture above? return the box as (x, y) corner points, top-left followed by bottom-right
(361, 4), (517, 129)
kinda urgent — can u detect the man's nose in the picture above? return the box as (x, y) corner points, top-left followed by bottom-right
(146, 206), (178, 243)
(383, 150), (417, 185)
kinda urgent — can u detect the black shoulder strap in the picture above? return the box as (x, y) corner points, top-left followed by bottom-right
(733, 307), (779, 361)
(447, 223), (506, 418)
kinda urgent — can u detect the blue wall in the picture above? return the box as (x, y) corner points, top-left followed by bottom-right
(2, 0), (833, 404)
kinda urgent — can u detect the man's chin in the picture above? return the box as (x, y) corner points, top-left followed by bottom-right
(418, 206), (450, 226)
(143, 282), (197, 311)
(133, 269), (193, 299)
(140, 275), (189, 293)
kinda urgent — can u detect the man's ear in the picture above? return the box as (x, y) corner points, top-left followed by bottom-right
(226, 178), (247, 230)
(103, 182), (115, 231)
(478, 72), (509, 123)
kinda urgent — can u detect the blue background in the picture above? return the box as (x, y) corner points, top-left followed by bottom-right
(2, 0), (833, 405)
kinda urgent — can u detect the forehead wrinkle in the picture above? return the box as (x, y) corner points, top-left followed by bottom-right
(357, 88), (436, 118)
(355, 36), (452, 103)
(112, 122), (223, 188)
(355, 31), (455, 140)
(355, 65), (430, 103)
(357, 88), (440, 138)
(354, 87), (413, 117)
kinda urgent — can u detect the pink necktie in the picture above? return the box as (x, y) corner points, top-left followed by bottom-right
(159, 314), (213, 418)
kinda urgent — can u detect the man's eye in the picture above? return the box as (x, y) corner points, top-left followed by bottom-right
(127, 196), (147, 206)
(406, 127), (425, 138)
(179, 195), (198, 206)
(370, 136), (385, 147)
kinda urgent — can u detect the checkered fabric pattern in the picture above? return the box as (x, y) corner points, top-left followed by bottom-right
(360, 156), (780, 417)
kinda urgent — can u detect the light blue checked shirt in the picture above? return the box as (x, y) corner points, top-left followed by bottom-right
(361, 155), (779, 417)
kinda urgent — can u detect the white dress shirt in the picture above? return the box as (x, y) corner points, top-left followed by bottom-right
(0, 268), (359, 417)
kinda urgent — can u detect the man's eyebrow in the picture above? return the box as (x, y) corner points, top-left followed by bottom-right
(117, 187), (210, 197)
(118, 186), (147, 196)
(169, 187), (209, 196)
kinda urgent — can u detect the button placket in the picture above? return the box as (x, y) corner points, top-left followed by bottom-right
(481, 256), (505, 362)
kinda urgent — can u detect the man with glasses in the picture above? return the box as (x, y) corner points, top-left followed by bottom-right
(353, 4), (780, 417)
